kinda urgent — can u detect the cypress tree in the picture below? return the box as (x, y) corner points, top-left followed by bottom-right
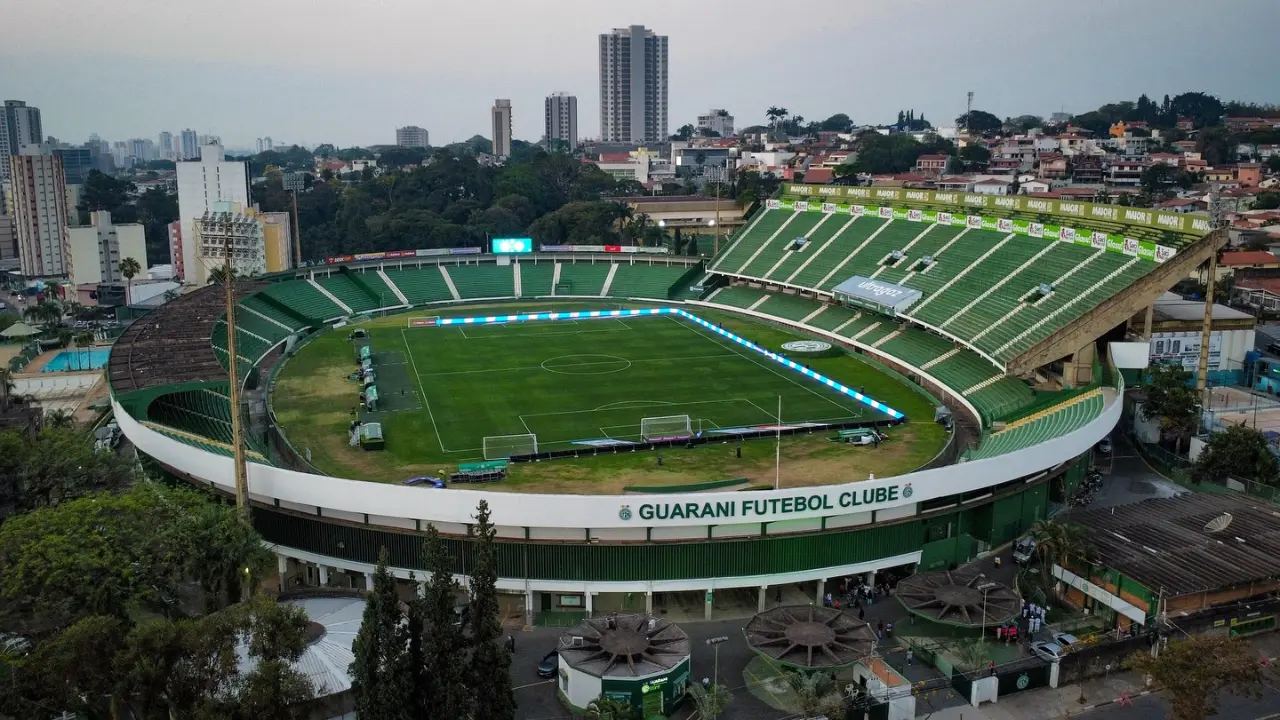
(349, 547), (407, 720)
(423, 524), (469, 718)
(466, 500), (516, 720)
(397, 572), (431, 719)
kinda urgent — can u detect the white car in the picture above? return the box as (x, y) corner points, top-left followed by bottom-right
(1097, 437), (1113, 454)
(1052, 632), (1078, 649)
(1030, 641), (1064, 663)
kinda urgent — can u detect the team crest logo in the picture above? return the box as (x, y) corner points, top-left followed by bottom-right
(1016, 673), (1030, 690)
(902, 483), (913, 499)
(619, 505), (633, 521)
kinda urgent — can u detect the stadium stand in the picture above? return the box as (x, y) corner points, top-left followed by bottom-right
(556, 262), (613, 296)
(316, 272), (380, 314)
(713, 207), (1167, 366)
(260, 281), (345, 324)
(519, 262), (556, 297)
(383, 267), (455, 305)
(240, 295), (305, 332)
(607, 263), (689, 299)
(345, 269), (401, 308)
(447, 263), (516, 300)
(963, 389), (1104, 460)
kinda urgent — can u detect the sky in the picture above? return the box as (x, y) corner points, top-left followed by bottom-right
(3, 0), (1279, 149)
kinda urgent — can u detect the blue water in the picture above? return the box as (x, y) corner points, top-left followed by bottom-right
(42, 348), (111, 372)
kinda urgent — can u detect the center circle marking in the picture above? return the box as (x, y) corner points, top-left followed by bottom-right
(541, 354), (633, 375)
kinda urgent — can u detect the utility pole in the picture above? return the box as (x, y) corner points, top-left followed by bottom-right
(1197, 199), (1229, 407)
(290, 188), (302, 268)
(966, 91), (974, 129)
(222, 223), (250, 526)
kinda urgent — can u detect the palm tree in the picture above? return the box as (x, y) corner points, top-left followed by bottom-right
(208, 266), (238, 284)
(786, 671), (844, 719)
(119, 256), (142, 306)
(1031, 518), (1094, 574)
(586, 696), (636, 720)
(74, 331), (95, 348)
(686, 682), (733, 719)
(44, 409), (76, 429)
(766, 106), (789, 129)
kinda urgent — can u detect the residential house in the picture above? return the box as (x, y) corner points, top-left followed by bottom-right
(1037, 153), (1069, 179)
(1238, 164), (1263, 188)
(1176, 117), (1195, 132)
(1225, 117), (1280, 133)
(1173, 140), (1198, 154)
(1148, 153), (1181, 167)
(1157, 197), (1208, 214)
(1018, 179), (1051, 194)
(972, 177), (1011, 195)
(1105, 159), (1146, 187)
(1071, 155), (1103, 184)
(801, 167), (834, 184)
(936, 176), (973, 192)
(1204, 167), (1238, 184)
(1216, 250), (1280, 280)
(1257, 145), (1280, 160)
(914, 153), (950, 178)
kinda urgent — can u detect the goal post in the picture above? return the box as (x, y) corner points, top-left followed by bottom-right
(407, 316), (439, 328)
(640, 415), (693, 441)
(483, 433), (538, 459)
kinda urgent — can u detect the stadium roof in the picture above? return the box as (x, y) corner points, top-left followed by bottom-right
(744, 605), (877, 669)
(1065, 493), (1280, 598)
(896, 568), (1021, 627)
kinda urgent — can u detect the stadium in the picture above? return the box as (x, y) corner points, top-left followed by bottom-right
(108, 183), (1219, 620)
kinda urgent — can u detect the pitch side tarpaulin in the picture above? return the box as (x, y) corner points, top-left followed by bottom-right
(831, 276), (923, 315)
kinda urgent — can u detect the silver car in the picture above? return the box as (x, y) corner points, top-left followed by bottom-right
(1030, 641), (1064, 663)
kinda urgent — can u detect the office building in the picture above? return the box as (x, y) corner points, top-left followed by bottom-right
(9, 146), (71, 277)
(697, 109), (735, 138)
(180, 129), (199, 160)
(159, 131), (175, 160)
(255, 137), (274, 154)
(68, 210), (147, 287)
(54, 146), (94, 185)
(176, 145), (250, 284)
(544, 93), (578, 151)
(491, 100), (512, 160)
(599, 26), (668, 143)
(1, 100), (44, 181)
(396, 126), (430, 148)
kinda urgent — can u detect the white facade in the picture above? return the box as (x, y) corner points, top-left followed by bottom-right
(255, 137), (274, 154)
(68, 210), (147, 286)
(191, 202), (266, 286)
(543, 93), (578, 151)
(599, 25), (668, 143)
(972, 179), (1011, 195)
(9, 146), (70, 277)
(491, 100), (512, 159)
(395, 126), (430, 148)
(696, 109), (734, 138)
(158, 131), (175, 161)
(176, 145), (250, 283)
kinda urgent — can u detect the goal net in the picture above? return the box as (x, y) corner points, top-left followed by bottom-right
(640, 415), (693, 441)
(483, 433), (538, 459)
(407, 316), (439, 328)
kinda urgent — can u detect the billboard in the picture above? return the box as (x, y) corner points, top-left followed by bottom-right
(491, 238), (533, 254)
(831, 275), (923, 316)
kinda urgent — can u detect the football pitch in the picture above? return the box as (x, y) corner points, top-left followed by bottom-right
(397, 312), (882, 458)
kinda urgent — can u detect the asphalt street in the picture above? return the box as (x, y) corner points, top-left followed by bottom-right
(1076, 683), (1280, 720)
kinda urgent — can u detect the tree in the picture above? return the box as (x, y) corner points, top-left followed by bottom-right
(587, 695), (639, 719)
(78, 170), (137, 218)
(1127, 635), (1265, 720)
(686, 682), (733, 719)
(766, 106), (789, 129)
(349, 547), (408, 719)
(1030, 518), (1094, 573)
(670, 124), (695, 141)
(959, 143), (991, 168)
(119, 256), (142, 306)
(467, 500), (515, 720)
(957, 110), (1002, 134)
(1139, 363), (1199, 452)
(422, 525), (468, 717)
(0, 425), (135, 522)
(1253, 191), (1280, 210)
(820, 113), (854, 132)
(208, 265), (239, 284)
(1192, 424), (1280, 487)
(786, 670), (844, 719)
(1266, 155), (1280, 174)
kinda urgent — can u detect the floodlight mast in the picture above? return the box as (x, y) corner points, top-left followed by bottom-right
(222, 231), (250, 526)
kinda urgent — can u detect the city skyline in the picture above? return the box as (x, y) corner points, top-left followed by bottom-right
(4, 0), (1278, 148)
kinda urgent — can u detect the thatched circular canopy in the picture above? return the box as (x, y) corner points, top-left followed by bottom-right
(558, 613), (691, 678)
(895, 568), (1020, 627)
(744, 605), (877, 669)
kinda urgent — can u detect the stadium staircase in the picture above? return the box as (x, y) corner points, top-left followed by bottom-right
(307, 278), (353, 315)
(599, 263), (619, 297)
(438, 266), (463, 300)
(377, 269), (410, 306)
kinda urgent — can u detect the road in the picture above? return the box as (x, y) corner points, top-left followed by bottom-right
(1077, 684), (1280, 720)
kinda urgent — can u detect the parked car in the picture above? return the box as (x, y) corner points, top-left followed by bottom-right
(537, 650), (559, 678)
(1011, 535), (1037, 565)
(1097, 437), (1112, 454)
(1051, 632), (1078, 649)
(1030, 641), (1064, 663)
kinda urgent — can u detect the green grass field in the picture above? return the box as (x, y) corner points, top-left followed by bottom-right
(271, 303), (948, 492)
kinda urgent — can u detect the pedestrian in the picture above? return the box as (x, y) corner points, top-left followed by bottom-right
(989, 661), (997, 677)
(506, 635), (515, 653)
(877, 620), (885, 639)
(702, 677), (710, 690)
(858, 605), (865, 621)
(834, 598), (841, 610)
(775, 586), (782, 603)
(994, 555), (1002, 569)
(906, 648), (913, 666)
(885, 622), (893, 639)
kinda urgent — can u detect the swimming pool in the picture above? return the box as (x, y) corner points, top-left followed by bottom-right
(42, 348), (111, 372)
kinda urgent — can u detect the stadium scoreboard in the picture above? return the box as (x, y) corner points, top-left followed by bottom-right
(491, 237), (533, 254)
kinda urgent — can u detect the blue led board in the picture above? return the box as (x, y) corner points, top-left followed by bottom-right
(433, 307), (905, 420)
(491, 237), (533, 254)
